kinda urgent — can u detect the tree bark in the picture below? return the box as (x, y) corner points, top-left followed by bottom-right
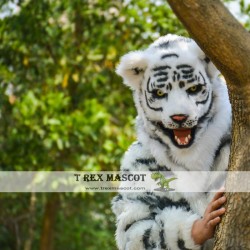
(39, 193), (60, 250)
(24, 193), (37, 250)
(166, 0), (250, 249)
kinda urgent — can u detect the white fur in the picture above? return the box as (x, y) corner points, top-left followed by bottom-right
(159, 208), (201, 250)
(115, 201), (151, 249)
(116, 50), (148, 90)
(112, 34), (231, 250)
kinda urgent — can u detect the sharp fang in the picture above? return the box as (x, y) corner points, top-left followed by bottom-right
(185, 137), (188, 143)
(175, 136), (178, 141)
(188, 134), (191, 139)
(177, 138), (181, 144)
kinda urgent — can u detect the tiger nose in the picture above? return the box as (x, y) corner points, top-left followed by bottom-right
(171, 114), (188, 123)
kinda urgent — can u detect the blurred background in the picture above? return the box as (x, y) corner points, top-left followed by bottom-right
(0, 0), (249, 249)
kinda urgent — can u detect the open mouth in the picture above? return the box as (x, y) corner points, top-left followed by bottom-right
(172, 129), (195, 147)
(155, 122), (196, 148)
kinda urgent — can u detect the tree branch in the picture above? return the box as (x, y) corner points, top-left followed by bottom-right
(166, 1), (250, 249)
(167, 0), (250, 89)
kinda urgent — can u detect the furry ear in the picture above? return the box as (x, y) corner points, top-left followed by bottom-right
(203, 56), (220, 79)
(197, 50), (219, 79)
(116, 50), (148, 89)
(189, 42), (220, 80)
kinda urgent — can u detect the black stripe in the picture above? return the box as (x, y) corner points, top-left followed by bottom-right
(166, 83), (172, 91)
(214, 136), (231, 159)
(157, 77), (168, 82)
(125, 213), (156, 232)
(131, 141), (142, 147)
(156, 197), (191, 211)
(161, 53), (179, 59)
(158, 42), (169, 48)
(145, 92), (163, 112)
(187, 78), (195, 83)
(146, 77), (152, 93)
(143, 228), (155, 250)
(199, 72), (207, 85)
(151, 121), (169, 136)
(178, 239), (191, 250)
(198, 94), (214, 124)
(196, 93), (210, 105)
(149, 165), (171, 172)
(176, 64), (192, 69)
(137, 194), (191, 211)
(113, 194), (123, 203)
(148, 97), (153, 104)
(159, 227), (167, 249)
(153, 65), (171, 71)
(137, 195), (158, 209)
(135, 158), (156, 165)
(133, 67), (143, 75)
(182, 74), (193, 79)
(154, 72), (168, 77)
(156, 84), (166, 88)
(179, 81), (185, 88)
(181, 69), (194, 74)
(149, 135), (169, 148)
(157, 165), (171, 171)
(205, 57), (210, 63)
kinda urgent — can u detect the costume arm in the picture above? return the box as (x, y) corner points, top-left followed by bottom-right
(112, 192), (201, 250)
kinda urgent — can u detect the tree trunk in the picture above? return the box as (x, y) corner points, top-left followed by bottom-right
(166, 0), (250, 249)
(24, 193), (37, 250)
(39, 193), (60, 250)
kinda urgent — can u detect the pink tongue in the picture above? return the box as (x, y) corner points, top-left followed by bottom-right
(173, 129), (191, 144)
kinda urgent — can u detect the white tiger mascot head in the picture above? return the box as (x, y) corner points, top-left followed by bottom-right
(116, 34), (231, 169)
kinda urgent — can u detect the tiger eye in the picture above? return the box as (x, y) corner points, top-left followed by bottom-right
(189, 86), (197, 92)
(157, 89), (164, 96)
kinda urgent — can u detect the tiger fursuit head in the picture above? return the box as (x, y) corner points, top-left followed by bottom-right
(112, 35), (231, 250)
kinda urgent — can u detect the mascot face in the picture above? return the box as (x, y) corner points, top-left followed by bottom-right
(117, 35), (218, 149)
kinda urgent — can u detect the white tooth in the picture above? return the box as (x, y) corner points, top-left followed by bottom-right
(177, 138), (181, 144)
(188, 135), (191, 139)
(175, 136), (178, 141)
(185, 137), (188, 143)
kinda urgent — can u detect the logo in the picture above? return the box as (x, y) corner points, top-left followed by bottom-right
(151, 172), (177, 192)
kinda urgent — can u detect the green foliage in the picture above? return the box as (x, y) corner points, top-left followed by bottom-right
(54, 193), (116, 250)
(224, 0), (250, 29)
(0, 0), (248, 249)
(0, 0), (186, 249)
(239, 0), (250, 29)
